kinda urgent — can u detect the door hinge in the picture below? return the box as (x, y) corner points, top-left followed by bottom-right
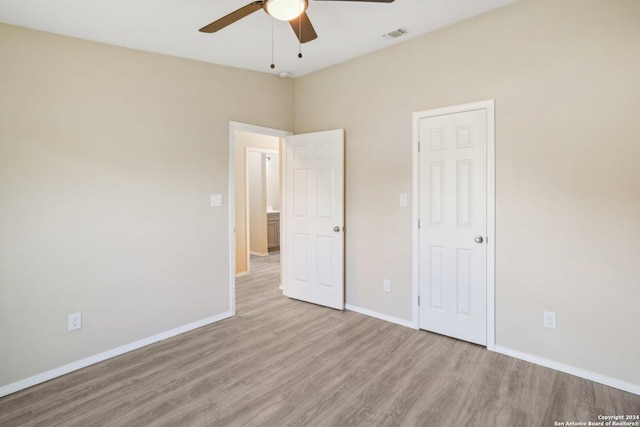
(418, 219), (421, 229)
(418, 295), (420, 306)
(418, 141), (421, 152)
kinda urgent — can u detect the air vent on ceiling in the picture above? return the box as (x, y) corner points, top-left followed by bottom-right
(382, 27), (409, 41)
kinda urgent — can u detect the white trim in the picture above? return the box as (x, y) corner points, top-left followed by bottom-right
(250, 251), (270, 257)
(244, 146), (251, 275)
(495, 346), (640, 396)
(247, 148), (279, 154)
(229, 121), (292, 139)
(235, 271), (249, 278)
(411, 100), (496, 348)
(485, 101), (496, 351)
(280, 137), (288, 294)
(228, 122), (291, 315)
(345, 304), (416, 329)
(0, 311), (233, 398)
(411, 112), (420, 329)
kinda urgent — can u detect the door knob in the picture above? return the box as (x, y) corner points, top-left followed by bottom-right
(474, 235), (484, 244)
(333, 226), (341, 232)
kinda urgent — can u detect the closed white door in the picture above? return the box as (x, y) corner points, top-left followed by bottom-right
(284, 129), (344, 310)
(418, 109), (487, 345)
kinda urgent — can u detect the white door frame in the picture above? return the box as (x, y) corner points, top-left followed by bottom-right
(411, 100), (496, 350)
(228, 121), (292, 316)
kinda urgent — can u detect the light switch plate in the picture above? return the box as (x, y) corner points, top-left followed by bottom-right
(400, 194), (408, 207)
(211, 194), (223, 207)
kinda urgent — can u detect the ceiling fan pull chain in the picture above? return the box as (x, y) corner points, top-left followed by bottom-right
(298, 4), (303, 59)
(270, 18), (275, 69)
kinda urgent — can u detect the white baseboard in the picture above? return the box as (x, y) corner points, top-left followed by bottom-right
(235, 271), (249, 278)
(340, 306), (638, 396)
(5, 312), (636, 399)
(494, 345), (640, 396)
(345, 304), (416, 329)
(250, 251), (269, 257)
(0, 310), (234, 398)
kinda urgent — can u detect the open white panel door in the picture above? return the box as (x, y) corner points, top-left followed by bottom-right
(284, 129), (344, 310)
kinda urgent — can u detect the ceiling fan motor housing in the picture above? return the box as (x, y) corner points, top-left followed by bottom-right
(264, 0), (309, 21)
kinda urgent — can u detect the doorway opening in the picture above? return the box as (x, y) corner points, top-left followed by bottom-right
(246, 148), (280, 261)
(228, 122), (291, 315)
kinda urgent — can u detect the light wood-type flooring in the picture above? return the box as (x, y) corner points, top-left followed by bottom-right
(1, 251), (638, 426)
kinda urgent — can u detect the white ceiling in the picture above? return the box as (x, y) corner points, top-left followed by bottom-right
(0, 0), (518, 77)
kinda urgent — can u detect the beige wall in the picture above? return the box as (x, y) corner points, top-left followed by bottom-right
(0, 23), (293, 387)
(266, 155), (280, 212)
(295, 0), (640, 387)
(3, 0), (640, 394)
(233, 131), (280, 274)
(248, 152), (268, 255)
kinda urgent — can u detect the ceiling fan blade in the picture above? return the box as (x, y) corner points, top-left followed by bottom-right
(289, 11), (318, 43)
(313, 0), (394, 2)
(199, 1), (263, 33)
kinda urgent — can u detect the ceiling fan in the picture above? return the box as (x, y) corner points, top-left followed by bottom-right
(199, 0), (395, 44)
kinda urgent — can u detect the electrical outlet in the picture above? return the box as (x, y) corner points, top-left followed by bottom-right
(383, 279), (391, 292)
(399, 194), (408, 207)
(68, 312), (82, 332)
(543, 311), (557, 329)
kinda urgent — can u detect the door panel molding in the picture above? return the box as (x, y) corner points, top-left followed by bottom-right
(411, 100), (495, 350)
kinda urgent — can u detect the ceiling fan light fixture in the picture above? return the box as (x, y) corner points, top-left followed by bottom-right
(264, 0), (308, 21)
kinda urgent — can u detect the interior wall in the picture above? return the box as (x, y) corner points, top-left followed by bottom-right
(0, 23), (294, 388)
(266, 155), (280, 212)
(294, 0), (640, 387)
(248, 152), (268, 255)
(233, 131), (280, 274)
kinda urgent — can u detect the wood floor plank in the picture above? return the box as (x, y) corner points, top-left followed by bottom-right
(1, 251), (638, 426)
